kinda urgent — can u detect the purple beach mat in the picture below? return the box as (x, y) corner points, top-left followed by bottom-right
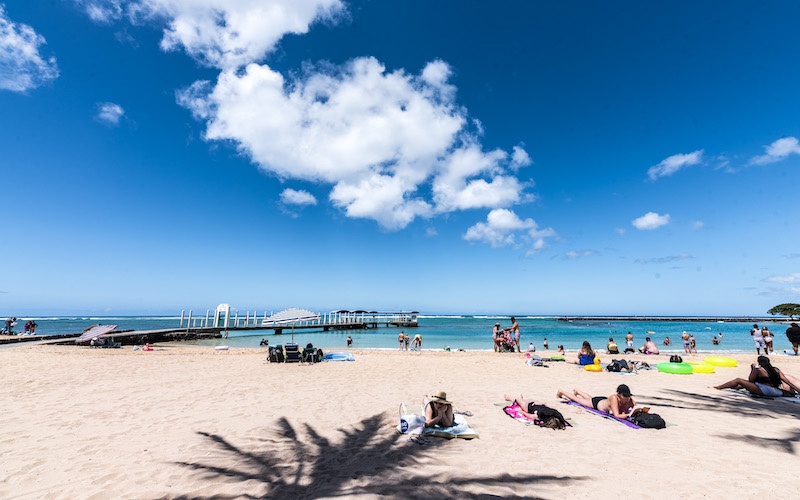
(561, 400), (641, 429)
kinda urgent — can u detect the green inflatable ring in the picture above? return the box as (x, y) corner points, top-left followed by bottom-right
(686, 361), (715, 374)
(657, 362), (693, 374)
(704, 356), (737, 368)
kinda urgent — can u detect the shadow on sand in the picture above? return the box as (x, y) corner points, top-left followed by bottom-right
(174, 413), (586, 498)
(641, 388), (800, 455)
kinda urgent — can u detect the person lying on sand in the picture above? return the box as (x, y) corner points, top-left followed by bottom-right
(557, 384), (642, 419)
(504, 394), (567, 430)
(714, 356), (800, 397)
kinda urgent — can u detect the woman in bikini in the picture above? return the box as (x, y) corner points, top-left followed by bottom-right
(714, 356), (800, 397)
(556, 384), (639, 419)
(425, 391), (455, 427)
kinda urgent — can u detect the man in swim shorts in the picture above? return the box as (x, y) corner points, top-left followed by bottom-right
(751, 323), (765, 355)
(624, 332), (634, 353)
(682, 331), (691, 354)
(638, 337), (659, 355)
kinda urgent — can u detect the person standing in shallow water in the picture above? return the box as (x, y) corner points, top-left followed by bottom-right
(509, 317), (521, 353)
(398, 331), (405, 350)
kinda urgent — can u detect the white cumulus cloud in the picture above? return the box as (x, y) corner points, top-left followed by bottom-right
(179, 58), (530, 229)
(750, 137), (800, 165)
(464, 208), (555, 253)
(280, 188), (317, 206)
(647, 150), (703, 180)
(89, 0), (345, 70)
(0, 5), (59, 92)
(87, 1), (534, 230)
(96, 102), (125, 125)
(632, 212), (670, 230)
(765, 273), (800, 284)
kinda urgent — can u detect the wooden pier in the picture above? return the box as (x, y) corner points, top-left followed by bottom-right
(1, 308), (419, 347)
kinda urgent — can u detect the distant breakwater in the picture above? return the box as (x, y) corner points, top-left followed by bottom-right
(557, 316), (788, 323)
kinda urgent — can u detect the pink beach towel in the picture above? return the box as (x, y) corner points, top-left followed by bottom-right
(503, 401), (571, 427)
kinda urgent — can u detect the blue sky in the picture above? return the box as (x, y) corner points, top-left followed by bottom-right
(1, 0), (799, 316)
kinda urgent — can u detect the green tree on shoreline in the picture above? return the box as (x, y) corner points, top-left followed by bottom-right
(768, 303), (800, 320)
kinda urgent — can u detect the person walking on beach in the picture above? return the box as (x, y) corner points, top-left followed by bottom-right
(509, 317), (521, 353)
(750, 324), (765, 355)
(786, 323), (800, 355)
(762, 326), (774, 354)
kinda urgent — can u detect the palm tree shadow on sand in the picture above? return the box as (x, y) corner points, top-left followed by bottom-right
(643, 389), (800, 455)
(173, 413), (586, 499)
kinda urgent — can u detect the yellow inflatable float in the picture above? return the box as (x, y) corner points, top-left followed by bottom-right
(687, 361), (715, 374)
(704, 356), (737, 368)
(584, 364), (603, 372)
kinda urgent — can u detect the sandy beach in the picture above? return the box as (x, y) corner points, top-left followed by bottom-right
(2, 344), (800, 499)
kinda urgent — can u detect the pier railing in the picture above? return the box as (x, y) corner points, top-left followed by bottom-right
(178, 309), (418, 329)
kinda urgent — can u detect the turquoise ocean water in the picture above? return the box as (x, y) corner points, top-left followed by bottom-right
(10, 315), (797, 354)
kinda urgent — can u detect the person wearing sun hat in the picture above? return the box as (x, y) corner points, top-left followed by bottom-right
(425, 390), (455, 427)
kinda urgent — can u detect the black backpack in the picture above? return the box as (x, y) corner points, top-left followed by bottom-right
(631, 412), (666, 429)
(606, 359), (628, 372)
(669, 355), (683, 363)
(268, 346), (285, 363)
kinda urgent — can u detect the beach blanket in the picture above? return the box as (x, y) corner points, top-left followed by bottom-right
(503, 401), (571, 427)
(724, 388), (800, 403)
(561, 400), (641, 429)
(397, 407), (478, 439)
(321, 352), (354, 362)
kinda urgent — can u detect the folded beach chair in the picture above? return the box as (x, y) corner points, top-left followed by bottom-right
(284, 343), (302, 363)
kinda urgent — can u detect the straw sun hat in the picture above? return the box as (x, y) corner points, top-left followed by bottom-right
(430, 391), (452, 405)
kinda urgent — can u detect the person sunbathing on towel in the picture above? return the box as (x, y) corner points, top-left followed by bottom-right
(556, 384), (640, 419)
(714, 355), (800, 397)
(425, 391), (455, 427)
(504, 394), (566, 430)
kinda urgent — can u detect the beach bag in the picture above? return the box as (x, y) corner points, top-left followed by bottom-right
(669, 355), (683, 363)
(268, 346), (284, 363)
(398, 404), (425, 434)
(631, 412), (666, 429)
